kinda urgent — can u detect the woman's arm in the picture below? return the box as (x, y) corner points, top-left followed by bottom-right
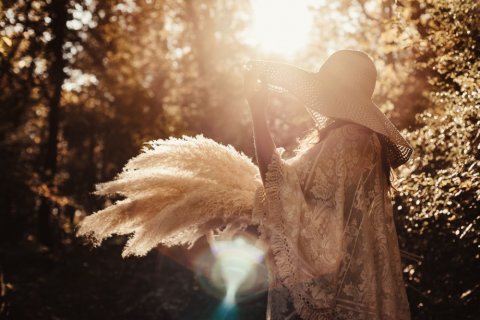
(244, 72), (276, 183)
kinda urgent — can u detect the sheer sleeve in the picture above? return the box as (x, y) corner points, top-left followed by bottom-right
(253, 124), (410, 320)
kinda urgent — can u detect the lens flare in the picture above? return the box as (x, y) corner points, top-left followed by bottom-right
(211, 237), (265, 305)
(211, 302), (238, 320)
(193, 234), (268, 306)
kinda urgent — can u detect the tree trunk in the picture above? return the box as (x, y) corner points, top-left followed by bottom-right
(38, 0), (68, 246)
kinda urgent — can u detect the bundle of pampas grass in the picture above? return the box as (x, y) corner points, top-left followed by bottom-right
(77, 135), (262, 257)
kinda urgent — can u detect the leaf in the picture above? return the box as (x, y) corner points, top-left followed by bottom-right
(1, 37), (12, 47)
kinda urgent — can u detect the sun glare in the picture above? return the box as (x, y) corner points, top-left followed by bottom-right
(245, 0), (315, 57)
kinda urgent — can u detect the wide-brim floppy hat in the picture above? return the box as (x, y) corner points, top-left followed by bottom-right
(246, 49), (413, 169)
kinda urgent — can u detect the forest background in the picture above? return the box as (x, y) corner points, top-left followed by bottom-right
(0, 0), (478, 319)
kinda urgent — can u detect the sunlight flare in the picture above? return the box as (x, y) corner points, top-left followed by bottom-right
(210, 237), (265, 305)
(245, 0), (315, 57)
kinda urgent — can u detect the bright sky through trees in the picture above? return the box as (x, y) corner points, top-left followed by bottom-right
(244, 0), (317, 57)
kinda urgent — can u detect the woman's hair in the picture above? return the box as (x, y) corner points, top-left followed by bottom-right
(295, 122), (395, 190)
(380, 138), (396, 191)
(294, 127), (322, 155)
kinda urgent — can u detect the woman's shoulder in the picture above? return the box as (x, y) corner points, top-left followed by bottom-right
(328, 123), (384, 164)
(323, 122), (381, 157)
(330, 122), (373, 141)
(290, 122), (378, 163)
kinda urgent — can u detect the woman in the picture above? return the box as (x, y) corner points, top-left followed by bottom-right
(245, 50), (412, 319)
(77, 50), (411, 320)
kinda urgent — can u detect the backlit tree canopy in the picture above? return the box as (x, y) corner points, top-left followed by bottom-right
(0, 0), (478, 319)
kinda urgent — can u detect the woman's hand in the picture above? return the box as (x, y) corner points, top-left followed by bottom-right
(243, 68), (269, 113)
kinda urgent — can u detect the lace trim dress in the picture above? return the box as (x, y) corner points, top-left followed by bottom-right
(252, 123), (410, 320)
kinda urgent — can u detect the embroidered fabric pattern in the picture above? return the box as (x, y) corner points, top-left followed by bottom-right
(253, 124), (410, 320)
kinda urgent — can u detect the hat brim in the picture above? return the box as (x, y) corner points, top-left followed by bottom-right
(306, 99), (413, 168)
(247, 59), (413, 168)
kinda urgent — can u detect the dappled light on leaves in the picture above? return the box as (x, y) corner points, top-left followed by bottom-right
(0, 0), (478, 319)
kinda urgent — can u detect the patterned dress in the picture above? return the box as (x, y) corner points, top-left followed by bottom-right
(252, 123), (410, 320)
